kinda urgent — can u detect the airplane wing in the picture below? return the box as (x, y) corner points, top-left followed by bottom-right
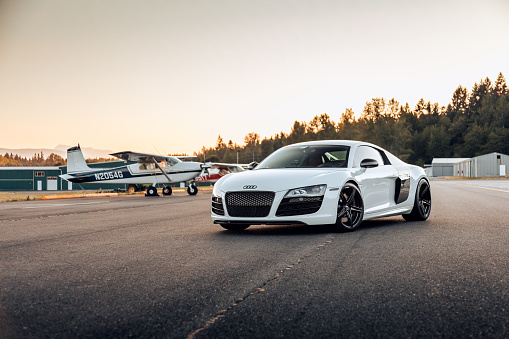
(110, 151), (176, 163)
(175, 155), (199, 160)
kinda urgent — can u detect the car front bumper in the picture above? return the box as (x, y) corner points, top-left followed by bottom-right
(211, 187), (340, 226)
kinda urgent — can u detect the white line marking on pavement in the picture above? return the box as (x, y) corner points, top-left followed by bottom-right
(455, 184), (509, 194)
(22, 201), (110, 209)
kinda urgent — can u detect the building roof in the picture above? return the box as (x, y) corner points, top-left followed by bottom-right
(472, 152), (509, 159)
(0, 166), (61, 170)
(432, 158), (470, 165)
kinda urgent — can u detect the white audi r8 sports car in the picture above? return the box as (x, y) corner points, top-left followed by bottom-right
(211, 140), (431, 231)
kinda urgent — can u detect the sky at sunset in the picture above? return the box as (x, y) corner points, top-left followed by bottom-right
(1, 0), (508, 156)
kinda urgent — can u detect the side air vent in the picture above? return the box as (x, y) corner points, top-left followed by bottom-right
(212, 196), (225, 216)
(276, 196), (323, 216)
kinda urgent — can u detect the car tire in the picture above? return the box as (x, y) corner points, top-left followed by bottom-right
(334, 183), (364, 232)
(220, 224), (250, 231)
(403, 179), (431, 221)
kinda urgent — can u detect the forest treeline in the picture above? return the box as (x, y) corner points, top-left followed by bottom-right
(196, 72), (509, 167)
(0, 152), (112, 167)
(0, 152), (66, 167)
(2, 73), (508, 168)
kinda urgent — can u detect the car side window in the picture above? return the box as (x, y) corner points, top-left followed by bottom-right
(378, 150), (392, 165)
(352, 146), (385, 168)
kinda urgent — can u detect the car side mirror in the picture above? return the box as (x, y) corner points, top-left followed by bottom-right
(360, 158), (379, 168)
(247, 161), (258, 170)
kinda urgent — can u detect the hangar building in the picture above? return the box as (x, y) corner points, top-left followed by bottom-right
(0, 161), (129, 191)
(457, 152), (509, 177)
(430, 158), (470, 177)
(431, 152), (509, 177)
(0, 167), (64, 191)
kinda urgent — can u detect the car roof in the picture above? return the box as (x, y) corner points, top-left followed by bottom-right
(279, 140), (407, 166)
(286, 140), (365, 147)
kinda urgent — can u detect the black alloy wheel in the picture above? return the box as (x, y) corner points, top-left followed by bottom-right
(187, 184), (198, 196)
(403, 179), (431, 221)
(220, 223), (250, 231)
(335, 183), (364, 232)
(162, 186), (172, 195)
(146, 186), (158, 197)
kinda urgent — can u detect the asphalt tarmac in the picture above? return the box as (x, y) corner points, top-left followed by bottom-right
(0, 180), (508, 338)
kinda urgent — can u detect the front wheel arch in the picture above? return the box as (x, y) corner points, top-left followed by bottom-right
(332, 182), (364, 232)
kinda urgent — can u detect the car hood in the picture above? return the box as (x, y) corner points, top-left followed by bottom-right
(216, 168), (349, 192)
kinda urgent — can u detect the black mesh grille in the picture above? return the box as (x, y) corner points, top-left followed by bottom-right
(211, 196), (224, 216)
(276, 196), (324, 216)
(225, 191), (275, 217)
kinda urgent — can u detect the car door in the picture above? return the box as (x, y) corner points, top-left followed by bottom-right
(352, 146), (398, 214)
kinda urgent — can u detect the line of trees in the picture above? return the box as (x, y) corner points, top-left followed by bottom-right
(0, 152), (66, 167)
(3, 73), (507, 168)
(0, 152), (114, 167)
(196, 72), (508, 166)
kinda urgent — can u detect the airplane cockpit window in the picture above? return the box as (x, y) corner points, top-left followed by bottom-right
(139, 163), (156, 171)
(167, 157), (180, 166)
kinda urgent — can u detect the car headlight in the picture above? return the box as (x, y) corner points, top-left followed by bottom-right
(284, 184), (327, 198)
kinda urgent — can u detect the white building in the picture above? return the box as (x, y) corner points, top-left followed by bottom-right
(431, 152), (509, 177)
(430, 158), (470, 177)
(467, 152), (509, 177)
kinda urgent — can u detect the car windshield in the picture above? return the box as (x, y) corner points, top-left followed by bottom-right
(257, 145), (350, 169)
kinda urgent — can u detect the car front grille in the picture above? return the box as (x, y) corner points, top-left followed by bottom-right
(276, 196), (324, 216)
(225, 191), (275, 217)
(211, 196), (224, 215)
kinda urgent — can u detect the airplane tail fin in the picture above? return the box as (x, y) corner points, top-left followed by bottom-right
(66, 145), (92, 173)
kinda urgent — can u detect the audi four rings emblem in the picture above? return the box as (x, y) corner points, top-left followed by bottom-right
(243, 185), (257, 189)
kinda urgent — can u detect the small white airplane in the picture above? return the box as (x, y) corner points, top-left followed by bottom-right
(60, 145), (244, 196)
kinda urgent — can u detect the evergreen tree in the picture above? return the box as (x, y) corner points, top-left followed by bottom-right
(494, 72), (507, 96)
(338, 108), (358, 140)
(426, 125), (451, 159)
(462, 125), (489, 157)
(447, 85), (468, 122)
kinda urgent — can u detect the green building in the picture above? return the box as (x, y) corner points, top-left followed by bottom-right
(0, 161), (129, 191)
(0, 167), (64, 191)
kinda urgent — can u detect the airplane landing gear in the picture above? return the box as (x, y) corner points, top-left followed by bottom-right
(187, 184), (198, 196)
(162, 186), (172, 196)
(146, 186), (159, 197)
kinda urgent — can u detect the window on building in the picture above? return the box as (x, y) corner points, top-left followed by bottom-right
(35, 171), (45, 177)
